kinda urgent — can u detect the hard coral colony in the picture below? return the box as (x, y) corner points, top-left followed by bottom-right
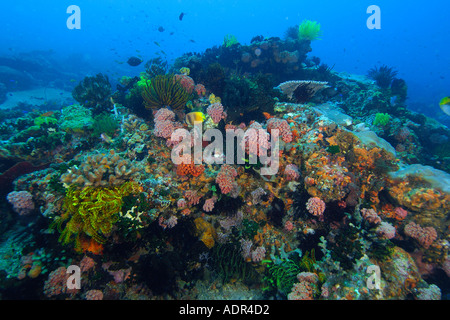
(0, 15), (449, 303)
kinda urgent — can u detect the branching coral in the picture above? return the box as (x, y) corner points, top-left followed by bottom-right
(60, 149), (141, 188)
(141, 74), (191, 113)
(176, 162), (205, 177)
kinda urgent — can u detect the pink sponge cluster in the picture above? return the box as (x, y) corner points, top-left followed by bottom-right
(216, 164), (238, 194)
(240, 121), (270, 156)
(404, 222), (437, 249)
(284, 164), (300, 181)
(184, 190), (201, 206)
(153, 108), (182, 140)
(288, 272), (319, 300)
(203, 197), (217, 212)
(376, 221), (396, 240)
(43, 266), (77, 298)
(7, 190), (35, 216)
(267, 118), (293, 143)
(361, 208), (381, 225)
(207, 102), (227, 124)
(194, 83), (206, 96)
(306, 197), (326, 216)
(174, 74), (195, 94)
(154, 108), (175, 122)
(154, 120), (176, 139)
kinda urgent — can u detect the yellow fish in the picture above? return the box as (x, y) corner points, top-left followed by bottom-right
(440, 97), (450, 116)
(186, 112), (206, 125)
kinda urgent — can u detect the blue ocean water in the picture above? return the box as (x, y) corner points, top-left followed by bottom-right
(1, 0), (449, 124)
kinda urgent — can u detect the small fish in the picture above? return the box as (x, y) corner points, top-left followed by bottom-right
(439, 97), (450, 116)
(179, 12), (185, 21)
(158, 26), (165, 32)
(40, 111), (54, 117)
(262, 112), (273, 120)
(189, 39), (196, 43)
(154, 41), (161, 47)
(100, 133), (113, 143)
(185, 112), (206, 125)
(127, 56), (143, 66)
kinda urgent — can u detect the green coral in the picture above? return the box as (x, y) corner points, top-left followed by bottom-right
(52, 181), (141, 250)
(223, 34), (238, 47)
(92, 112), (119, 137)
(298, 20), (322, 41)
(34, 115), (57, 127)
(263, 246), (324, 296)
(136, 74), (151, 91)
(373, 112), (391, 126)
(59, 104), (95, 134)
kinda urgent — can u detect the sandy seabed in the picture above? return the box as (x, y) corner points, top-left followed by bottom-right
(0, 87), (75, 109)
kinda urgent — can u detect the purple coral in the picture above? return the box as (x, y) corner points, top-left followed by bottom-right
(251, 246), (266, 262)
(404, 222), (437, 249)
(7, 191), (35, 216)
(284, 164), (300, 181)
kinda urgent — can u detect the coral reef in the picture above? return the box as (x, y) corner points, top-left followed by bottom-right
(60, 149), (142, 187)
(1, 25), (449, 302)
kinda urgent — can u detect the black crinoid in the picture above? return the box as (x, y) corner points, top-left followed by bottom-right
(367, 64), (398, 89)
(292, 82), (316, 103)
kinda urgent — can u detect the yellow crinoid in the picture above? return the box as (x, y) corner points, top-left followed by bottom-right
(52, 181), (141, 251)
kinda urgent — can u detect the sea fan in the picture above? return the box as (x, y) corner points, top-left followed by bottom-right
(367, 65), (398, 89)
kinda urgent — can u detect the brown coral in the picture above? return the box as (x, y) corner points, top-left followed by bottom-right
(61, 149), (142, 188)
